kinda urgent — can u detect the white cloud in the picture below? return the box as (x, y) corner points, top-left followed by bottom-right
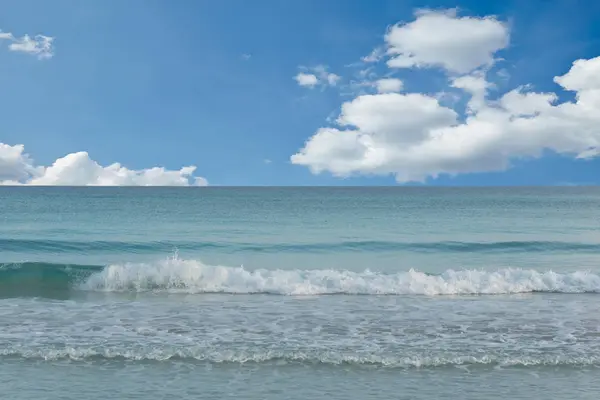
(291, 93), (458, 177)
(0, 143), (41, 183)
(337, 93), (457, 143)
(362, 47), (384, 63)
(554, 56), (600, 91)
(327, 73), (341, 86)
(294, 73), (319, 88)
(576, 147), (599, 160)
(291, 53), (600, 183)
(292, 9), (600, 183)
(376, 78), (404, 93)
(294, 65), (340, 88)
(0, 30), (14, 40)
(9, 34), (54, 59)
(385, 9), (509, 74)
(0, 143), (208, 186)
(0, 30), (54, 59)
(451, 72), (492, 112)
(241, 53), (252, 60)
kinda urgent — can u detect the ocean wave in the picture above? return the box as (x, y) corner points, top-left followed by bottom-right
(0, 262), (101, 299)
(2, 238), (600, 254)
(80, 259), (600, 295)
(3, 258), (600, 297)
(1, 347), (599, 368)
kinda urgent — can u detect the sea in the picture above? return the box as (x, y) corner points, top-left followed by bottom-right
(1, 186), (600, 399)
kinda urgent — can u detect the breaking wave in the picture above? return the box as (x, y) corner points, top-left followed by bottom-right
(3, 258), (600, 297)
(1, 347), (600, 368)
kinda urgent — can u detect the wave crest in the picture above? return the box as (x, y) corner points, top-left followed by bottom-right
(2, 347), (599, 368)
(79, 258), (600, 295)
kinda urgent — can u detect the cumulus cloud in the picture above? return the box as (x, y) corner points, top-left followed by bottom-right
(450, 72), (492, 112)
(0, 143), (41, 183)
(0, 143), (208, 186)
(294, 65), (340, 88)
(290, 9), (600, 183)
(0, 30), (54, 59)
(292, 56), (600, 183)
(385, 9), (509, 74)
(294, 73), (319, 88)
(376, 78), (404, 93)
(553, 57), (600, 91)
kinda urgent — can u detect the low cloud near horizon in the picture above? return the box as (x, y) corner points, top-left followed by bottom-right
(0, 143), (208, 186)
(0, 29), (205, 186)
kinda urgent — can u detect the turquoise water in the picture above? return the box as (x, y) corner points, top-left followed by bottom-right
(2, 187), (600, 399)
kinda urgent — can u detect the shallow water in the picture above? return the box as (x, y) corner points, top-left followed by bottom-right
(2, 187), (600, 398)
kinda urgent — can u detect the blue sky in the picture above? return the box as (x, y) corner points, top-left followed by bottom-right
(1, 0), (600, 185)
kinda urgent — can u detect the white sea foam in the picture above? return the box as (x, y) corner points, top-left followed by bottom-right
(79, 257), (600, 295)
(2, 347), (600, 368)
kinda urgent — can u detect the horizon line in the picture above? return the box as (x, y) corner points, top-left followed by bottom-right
(0, 185), (598, 189)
